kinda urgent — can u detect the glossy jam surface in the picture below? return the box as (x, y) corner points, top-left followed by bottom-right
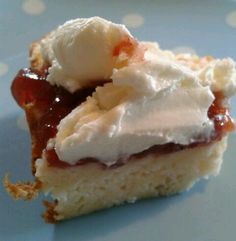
(207, 91), (234, 138)
(11, 68), (234, 169)
(11, 68), (94, 164)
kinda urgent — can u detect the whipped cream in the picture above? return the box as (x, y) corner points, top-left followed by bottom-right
(53, 47), (215, 166)
(40, 17), (134, 92)
(42, 17), (236, 166)
(197, 58), (236, 97)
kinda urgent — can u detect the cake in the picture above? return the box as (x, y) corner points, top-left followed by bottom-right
(4, 17), (236, 223)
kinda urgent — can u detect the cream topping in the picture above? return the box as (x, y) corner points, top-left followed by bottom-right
(197, 58), (236, 97)
(40, 17), (236, 166)
(40, 17), (134, 92)
(53, 49), (215, 165)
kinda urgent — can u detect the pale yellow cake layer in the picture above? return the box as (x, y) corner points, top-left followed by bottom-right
(35, 138), (227, 221)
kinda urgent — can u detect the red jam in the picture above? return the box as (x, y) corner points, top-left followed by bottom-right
(11, 68), (94, 167)
(207, 91), (234, 138)
(113, 37), (137, 57)
(11, 68), (235, 169)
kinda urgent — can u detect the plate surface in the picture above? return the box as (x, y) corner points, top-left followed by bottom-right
(0, 0), (236, 240)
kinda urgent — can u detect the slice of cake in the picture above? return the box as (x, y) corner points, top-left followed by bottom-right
(4, 17), (236, 222)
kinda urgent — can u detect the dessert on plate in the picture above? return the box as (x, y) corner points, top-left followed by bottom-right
(4, 17), (236, 222)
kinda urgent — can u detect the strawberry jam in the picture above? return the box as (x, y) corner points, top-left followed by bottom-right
(207, 91), (234, 139)
(11, 68), (234, 169)
(113, 37), (137, 57)
(11, 68), (94, 171)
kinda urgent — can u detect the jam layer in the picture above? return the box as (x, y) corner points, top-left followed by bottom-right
(11, 68), (234, 169)
(11, 68), (94, 171)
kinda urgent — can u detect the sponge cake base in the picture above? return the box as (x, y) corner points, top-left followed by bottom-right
(35, 137), (227, 221)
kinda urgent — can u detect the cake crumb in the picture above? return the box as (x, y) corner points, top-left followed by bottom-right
(42, 200), (57, 223)
(3, 174), (41, 201)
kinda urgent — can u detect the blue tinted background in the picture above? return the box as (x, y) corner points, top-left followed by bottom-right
(0, 0), (236, 241)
